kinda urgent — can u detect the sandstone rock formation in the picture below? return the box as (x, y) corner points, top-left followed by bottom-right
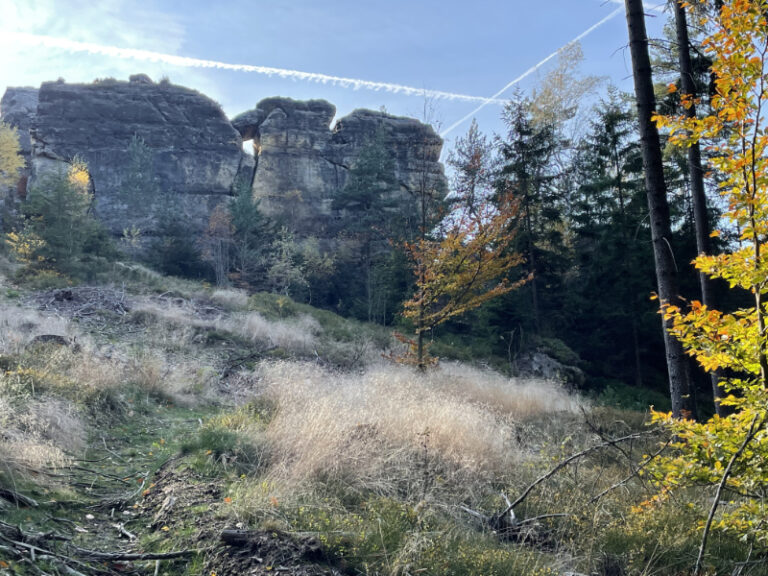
(1, 77), (446, 245)
(21, 77), (245, 236)
(232, 98), (446, 237)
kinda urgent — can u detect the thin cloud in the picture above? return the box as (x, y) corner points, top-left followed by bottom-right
(440, 5), (625, 137)
(5, 31), (507, 106)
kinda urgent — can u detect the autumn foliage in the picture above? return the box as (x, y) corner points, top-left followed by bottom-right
(646, 0), (768, 566)
(399, 191), (527, 367)
(0, 122), (24, 190)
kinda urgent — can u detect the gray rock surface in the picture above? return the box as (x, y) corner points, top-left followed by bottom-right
(2, 79), (446, 248)
(28, 79), (244, 236)
(232, 98), (446, 237)
(0, 87), (38, 159)
(516, 351), (585, 387)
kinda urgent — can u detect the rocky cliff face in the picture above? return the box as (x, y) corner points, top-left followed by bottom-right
(28, 76), (247, 236)
(232, 98), (445, 237)
(0, 87), (39, 196)
(1, 77), (445, 243)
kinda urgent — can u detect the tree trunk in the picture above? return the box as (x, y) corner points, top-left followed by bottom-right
(625, 0), (695, 419)
(523, 195), (541, 334)
(672, 0), (725, 415)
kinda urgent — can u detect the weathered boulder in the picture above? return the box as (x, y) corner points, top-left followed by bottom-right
(29, 79), (246, 236)
(330, 108), (445, 195)
(232, 98), (446, 237)
(516, 351), (585, 388)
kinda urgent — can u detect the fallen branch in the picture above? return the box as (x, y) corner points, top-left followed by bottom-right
(588, 439), (671, 504)
(502, 429), (660, 519)
(68, 466), (131, 485)
(71, 545), (209, 561)
(0, 488), (39, 507)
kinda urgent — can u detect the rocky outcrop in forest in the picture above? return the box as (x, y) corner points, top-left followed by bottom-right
(0, 76), (446, 240)
(232, 98), (445, 237)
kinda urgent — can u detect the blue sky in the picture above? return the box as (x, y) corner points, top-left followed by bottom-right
(0, 0), (667, 153)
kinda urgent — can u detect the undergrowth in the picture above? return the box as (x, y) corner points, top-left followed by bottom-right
(0, 268), (764, 575)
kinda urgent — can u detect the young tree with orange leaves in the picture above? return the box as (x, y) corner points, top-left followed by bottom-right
(401, 192), (527, 368)
(400, 122), (527, 369)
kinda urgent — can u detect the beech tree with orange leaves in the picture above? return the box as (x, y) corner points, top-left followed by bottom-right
(637, 1), (768, 572)
(399, 123), (527, 369)
(401, 194), (526, 369)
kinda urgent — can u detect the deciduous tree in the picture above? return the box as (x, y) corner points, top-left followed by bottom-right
(400, 191), (527, 369)
(646, 1), (768, 570)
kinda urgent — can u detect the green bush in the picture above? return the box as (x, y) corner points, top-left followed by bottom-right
(9, 169), (115, 281)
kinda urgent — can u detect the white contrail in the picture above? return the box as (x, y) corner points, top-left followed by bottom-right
(440, 5), (625, 137)
(604, 0), (665, 13)
(4, 31), (507, 106)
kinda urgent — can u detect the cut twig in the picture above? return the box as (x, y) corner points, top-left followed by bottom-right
(112, 523), (136, 541)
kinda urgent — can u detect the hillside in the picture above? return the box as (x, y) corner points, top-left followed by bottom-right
(0, 261), (755, 576)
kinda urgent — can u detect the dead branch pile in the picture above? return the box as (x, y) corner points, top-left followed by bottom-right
(33, 288), (131, 319)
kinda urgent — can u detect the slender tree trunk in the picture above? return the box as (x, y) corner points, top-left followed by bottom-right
(417, 149), (429, 371)
(631, 315), (644, 387)
(672, 0), (725, 414)
(523, 198), (541, 334)
(616, 148), (644, 388)
(625, 0), (696, 419)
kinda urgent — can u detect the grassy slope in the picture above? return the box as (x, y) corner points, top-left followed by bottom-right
(0, 264), (760, 576)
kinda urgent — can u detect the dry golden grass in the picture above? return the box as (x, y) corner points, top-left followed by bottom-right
(131, 299), (215, 330)
(125, 349), (221, 403)
(210, 288), (249, 310)
(133, 298), (319, 356)
(236, 312), (319, 353)
(250, 360), (584, 496)
(0, 394), (87, 472)
(0, 307), (73, 354)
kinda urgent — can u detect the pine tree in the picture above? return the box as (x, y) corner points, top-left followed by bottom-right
(569, 94), (656, 387)
(229, 177), (272, 290)
(331, 129), (407, 322)
(499, 95), (563, 334)
(12, 159), (113, 278)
